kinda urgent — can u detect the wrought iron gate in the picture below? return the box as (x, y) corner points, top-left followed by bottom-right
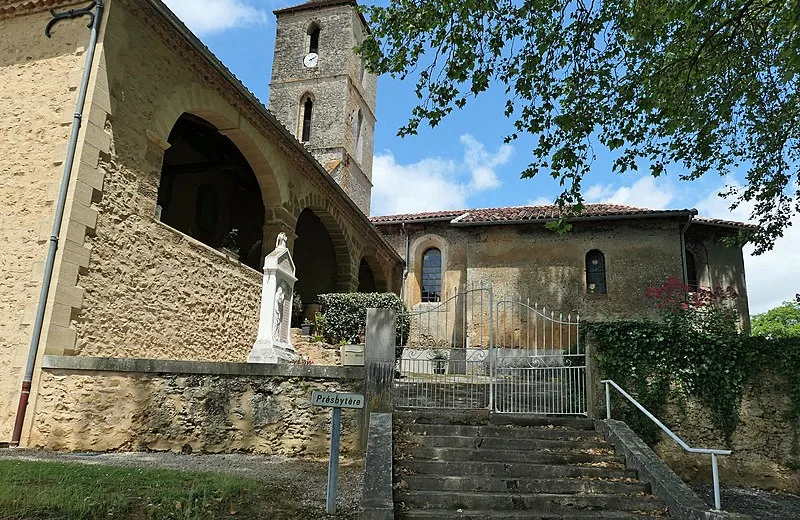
(394, 283), (586, 415)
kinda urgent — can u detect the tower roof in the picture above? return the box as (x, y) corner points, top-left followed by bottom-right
(274, 0), (357, 15)
(273, 0), (369, 32)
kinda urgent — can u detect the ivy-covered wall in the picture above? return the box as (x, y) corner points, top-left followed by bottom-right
(588, 277), (800, 492)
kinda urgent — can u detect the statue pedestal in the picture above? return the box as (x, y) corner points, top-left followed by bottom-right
(247, 234), (298, 364)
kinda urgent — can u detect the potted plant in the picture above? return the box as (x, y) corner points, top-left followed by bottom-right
(301, 318), (314, 337)
(431, 349), (449, 374)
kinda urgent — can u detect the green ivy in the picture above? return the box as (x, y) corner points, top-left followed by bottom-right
(588, 321), (800, 450)
(318, 292), (410, 359)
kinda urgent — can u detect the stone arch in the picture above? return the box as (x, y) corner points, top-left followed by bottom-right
(150, 83), (286, 210)
(359, 254), (388, 293)
(293, 203), (352, 304)
(157, 112), (270, 270)
(408, 234), (448, 304)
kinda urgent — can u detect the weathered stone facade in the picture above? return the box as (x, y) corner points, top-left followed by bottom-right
(0, 5), (92, 441)
(0, 0), (401, 444)
(374, 210), (750, 323)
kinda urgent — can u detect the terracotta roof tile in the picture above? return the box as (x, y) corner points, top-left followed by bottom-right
(370, 209), (468, 223)
(371, 204), (755, 229)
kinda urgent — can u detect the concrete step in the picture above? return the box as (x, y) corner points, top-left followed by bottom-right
(406, 434), (611, 452)
(397, 460), (639, 480)
(400, 475), (651, 495)
(396, 490), (666, 513)
(405, 446), (625, 466)
(403, 422), (604, 441)
(395, 410), (594, 430)
(397, 509), (665, 519)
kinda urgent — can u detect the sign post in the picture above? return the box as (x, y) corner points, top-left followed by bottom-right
(311, 391), (365, 515)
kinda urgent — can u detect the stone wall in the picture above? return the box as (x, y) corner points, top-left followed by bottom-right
(387, 218), (687, 321)
(30, 357), (365, 456)
(0, 9), (86, 439)
(656, 373), (799, 492)
(64, 0), (400, 361)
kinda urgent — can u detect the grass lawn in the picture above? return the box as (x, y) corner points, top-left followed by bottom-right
(0, 459), (315, 519)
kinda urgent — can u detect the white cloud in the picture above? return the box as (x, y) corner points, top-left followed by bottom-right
(371, 135), (511, 215)
(460, 134), (512, 191)
(585, 176), (675, 209)
(526, 196), (553, 206)
(692, 179), (799, 314)
(163, 0), (268, 34)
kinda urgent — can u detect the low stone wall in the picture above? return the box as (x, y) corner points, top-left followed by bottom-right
(656, 373), (799, 492)
(29, 356), (365, 456)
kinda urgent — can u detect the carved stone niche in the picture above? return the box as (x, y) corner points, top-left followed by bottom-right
(248, 233), (298, 363)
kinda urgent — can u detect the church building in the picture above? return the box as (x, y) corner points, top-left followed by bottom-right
(0, 0), (753, 452)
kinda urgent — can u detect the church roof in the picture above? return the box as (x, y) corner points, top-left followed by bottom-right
(371, 204), (757, 229)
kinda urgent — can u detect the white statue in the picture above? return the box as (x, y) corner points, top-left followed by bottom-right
(273, 283), (285, 341)
(276, 232), (288, 250)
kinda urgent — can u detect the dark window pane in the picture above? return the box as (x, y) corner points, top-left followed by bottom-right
(586, 250), (607, 295)
(686, 251), (698, 291)
(421, 248), (441, 302)
(309, 27), (320, 54)
(301, 98), (313, 142)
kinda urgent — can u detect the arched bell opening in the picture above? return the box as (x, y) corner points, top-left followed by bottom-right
(157, 113), (265, 271)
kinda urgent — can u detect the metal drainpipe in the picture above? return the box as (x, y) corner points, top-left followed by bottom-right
(399, 223), (409, 303)
(680, 214), (694, 286)
(10, 0), (105, 447)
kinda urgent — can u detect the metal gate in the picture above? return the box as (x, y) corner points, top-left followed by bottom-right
(394, 283), (586, 415)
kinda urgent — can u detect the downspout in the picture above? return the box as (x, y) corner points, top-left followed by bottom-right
(680, 214), (694, 286)
(10, 0), (105, 447)
(399, 223), (410, 303)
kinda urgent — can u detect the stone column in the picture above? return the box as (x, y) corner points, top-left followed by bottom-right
(362, 308), (396, 448)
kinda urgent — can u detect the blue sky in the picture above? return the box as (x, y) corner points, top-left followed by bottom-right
(161, 0), (795, 313)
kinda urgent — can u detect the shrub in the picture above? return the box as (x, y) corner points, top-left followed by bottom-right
(317, 292), (410, 357)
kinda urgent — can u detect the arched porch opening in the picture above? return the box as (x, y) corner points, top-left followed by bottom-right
(157, 113), (265, 270)
(358, 255), (388, 293)
(358, 258), (376, 292)
(293, 208), (346, 304)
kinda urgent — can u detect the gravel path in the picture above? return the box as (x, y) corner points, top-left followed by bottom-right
(0, 449), (364, 519)
(692, 483), (800, 520)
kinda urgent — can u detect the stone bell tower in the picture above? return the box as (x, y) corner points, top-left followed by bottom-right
(269, 0), (377, 215)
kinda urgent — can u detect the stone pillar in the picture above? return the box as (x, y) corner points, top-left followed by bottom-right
(362, 308), (396, 448)
(248, 233), (298, 363)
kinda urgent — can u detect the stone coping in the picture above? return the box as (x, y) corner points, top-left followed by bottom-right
(41, 355), (364, 380)
(597, 419), (749, 520)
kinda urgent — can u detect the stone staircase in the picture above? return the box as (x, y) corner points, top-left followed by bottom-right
(394, 410), (669, 519)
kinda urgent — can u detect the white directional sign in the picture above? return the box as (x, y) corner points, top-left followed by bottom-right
(311, 391), (364, 409)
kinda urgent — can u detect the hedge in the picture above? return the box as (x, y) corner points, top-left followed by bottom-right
(318, 292), (410, 353)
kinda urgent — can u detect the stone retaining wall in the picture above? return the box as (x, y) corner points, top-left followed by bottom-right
(656, 372), (799, 493)
(29, 356), (365, 456)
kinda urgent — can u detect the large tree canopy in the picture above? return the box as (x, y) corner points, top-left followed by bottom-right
(359, 0), (799, 253)
(751, 300), (800, 338)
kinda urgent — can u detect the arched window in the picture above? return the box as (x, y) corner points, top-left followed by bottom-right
(308, 25), (320, 54)
(301, 96), (313, 142)
(421, 248), (442, 302)
(586, 250), (607, 295)
(686, 250), (698, 292)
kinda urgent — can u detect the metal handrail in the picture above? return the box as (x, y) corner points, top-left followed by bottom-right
(601, 379), (731, 511)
